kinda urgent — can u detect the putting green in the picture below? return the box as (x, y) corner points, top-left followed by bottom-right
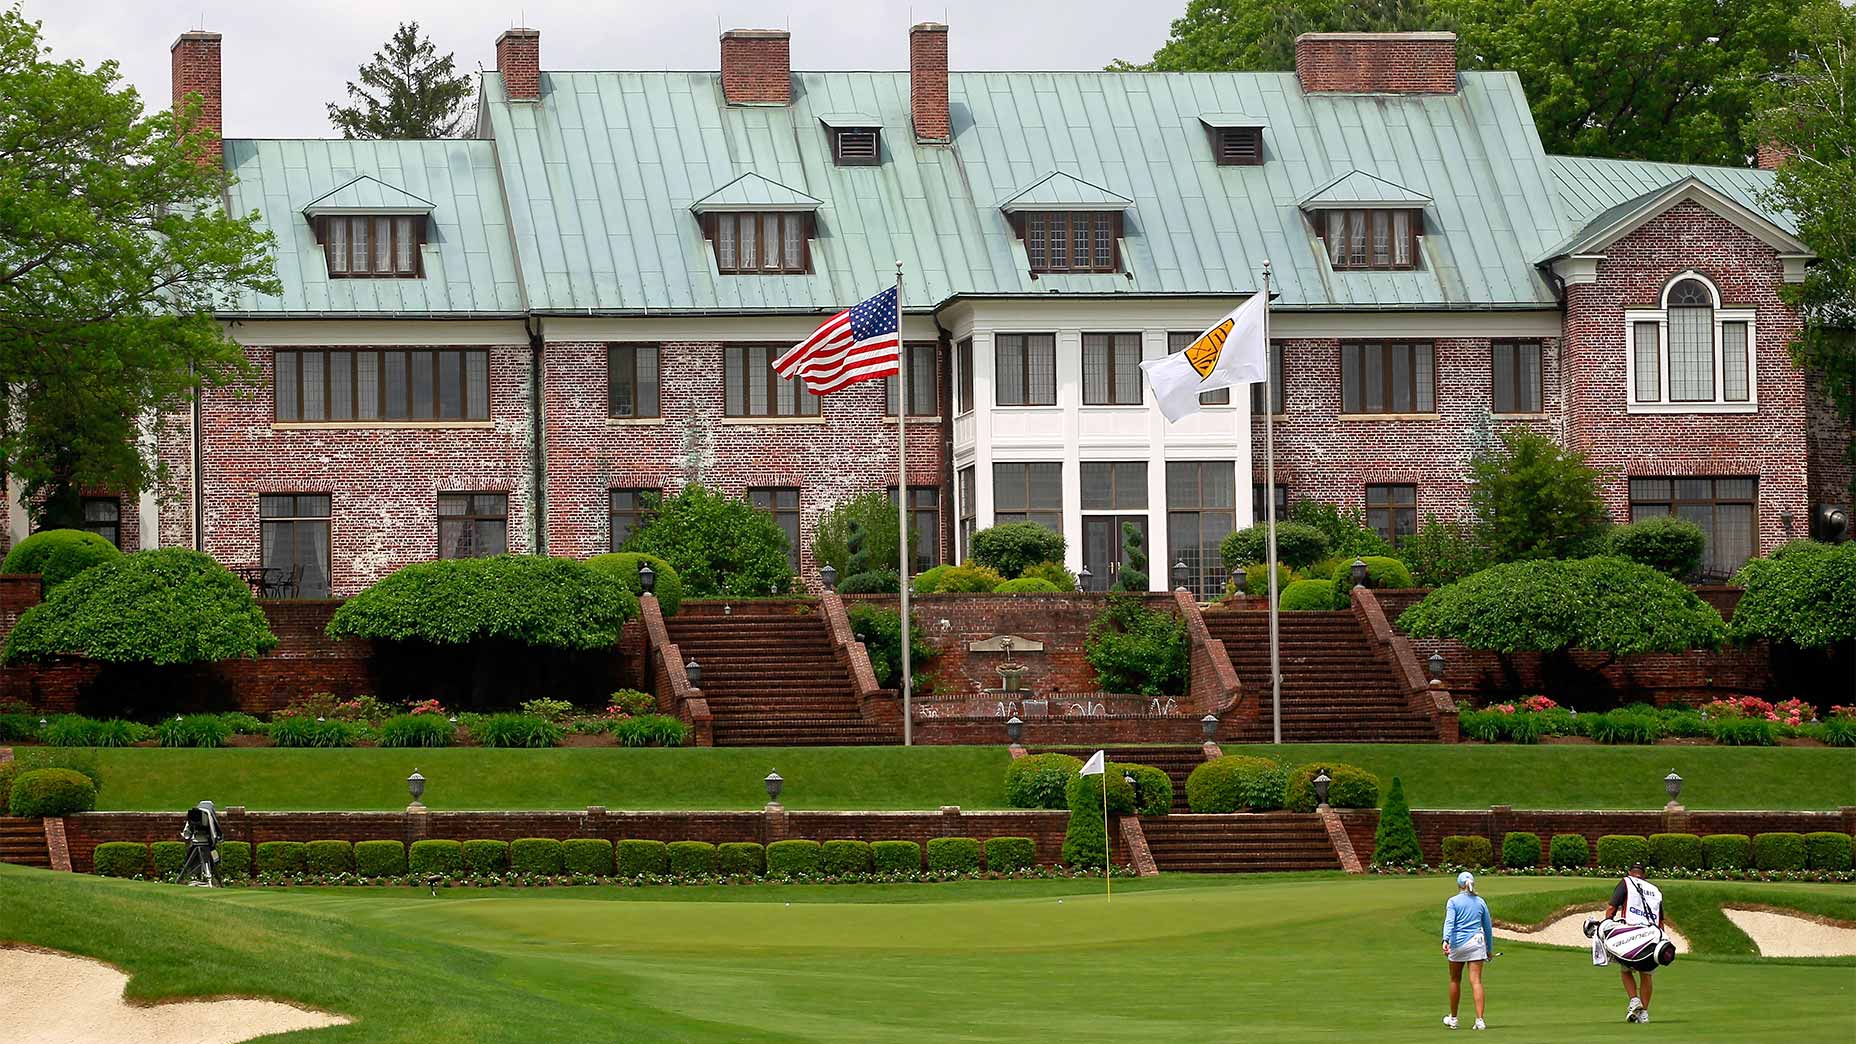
(4, 865), (1852, 1042)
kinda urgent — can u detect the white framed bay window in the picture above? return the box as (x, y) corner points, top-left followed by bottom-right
(1625, 273), (1755, 413)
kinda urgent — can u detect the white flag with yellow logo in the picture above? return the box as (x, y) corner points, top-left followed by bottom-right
(1139, 292), (1270, 422)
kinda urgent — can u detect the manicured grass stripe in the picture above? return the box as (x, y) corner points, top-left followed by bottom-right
(1484, 882), (1856, 960)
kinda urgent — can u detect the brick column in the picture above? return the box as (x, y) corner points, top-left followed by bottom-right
(585, 805), (610, 842)
(940, 805), (962, 837)
(763, 803), (788, 844)
(1318, 807), (1364, 873)
(44, 817), (71, 872)
(1116, 816), (1158, 877)
(404, 805), (429, 850)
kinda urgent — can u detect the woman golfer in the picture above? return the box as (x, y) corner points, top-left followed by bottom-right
(1442, 870), (1492, 1030)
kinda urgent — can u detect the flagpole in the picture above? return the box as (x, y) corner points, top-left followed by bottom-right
(1261, 260), (1281, 746)
(1103, 765), (1111, 902)
(895, 260), (913, 748)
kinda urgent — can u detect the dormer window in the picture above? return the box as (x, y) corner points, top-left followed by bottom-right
(1200, 114), (1267, 167)
(833, 127), (879, 165)
(705, 212), (811, 274)
(1017, 211), (1121, 273)
(1315, 209), (1421, 270)
(316, 215), (424, 278)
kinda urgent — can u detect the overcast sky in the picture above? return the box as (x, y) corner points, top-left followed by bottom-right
(25, 1), (1179, 138)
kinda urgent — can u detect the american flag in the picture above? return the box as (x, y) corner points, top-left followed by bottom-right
(774, 285), (900, 395)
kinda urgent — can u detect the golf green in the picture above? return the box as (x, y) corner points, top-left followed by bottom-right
(3, 864), (1851, 1042)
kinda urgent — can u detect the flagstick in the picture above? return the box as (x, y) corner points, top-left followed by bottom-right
(1103, 764), (1111, 902)
(1261, 260), (1281, 747)
(895, 260), (913, 748)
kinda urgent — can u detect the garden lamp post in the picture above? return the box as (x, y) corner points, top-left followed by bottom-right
(1123, 771), (1138, 806)
(638, 563), (655, 595)
(407, 770), (426, 810)
(1201, 714), (1219, 742)
(1005, 716), (1023, 745)
(1664, 770), (1684, 810)
(820, 564), (838, 591)
(1350, 559), (1368, 588)
(1314, 767), (1332, 810)
(1173, 559), (1189, 591)
(684, 659), (702, 688)
(38, 717), (47, 731)
(1427, 652), (1446, 683)
(764, 770), (784, 808)
(1077, 565), (1091, 591)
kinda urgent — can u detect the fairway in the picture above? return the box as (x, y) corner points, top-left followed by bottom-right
(68, 742), (1856, 811)
(4, 865), (1851, 1042)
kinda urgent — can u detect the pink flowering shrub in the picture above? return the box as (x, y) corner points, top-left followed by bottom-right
(408, 699), (447, 716)
(1520, 695), (1558, 712)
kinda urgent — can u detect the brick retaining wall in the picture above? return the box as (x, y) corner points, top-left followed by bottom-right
(1335, 807), (1856, 867)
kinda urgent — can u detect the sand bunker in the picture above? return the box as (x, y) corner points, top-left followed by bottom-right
(1723, 907), (1856, 958)
(0, 947), (349, 1044)
(1493, 906), (1690, 953)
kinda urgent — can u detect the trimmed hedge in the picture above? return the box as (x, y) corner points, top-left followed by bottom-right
(667, 841), (719, 876)
(305, 839), (354, 875)
(1702, 834), (1751, 871)
(1284, 763), (1378, 813)
(355, 840), (407, 878)
(984, 836), (1037, 872)
(586, 552), (684, 617)
(872, 840), (921, 873)
(461, 839), (509, 874)
(1280, 579), (1336, 611)
(218, 841), (251, 879)
(327, 555), (637, 651)
(615, 839), (667, 877)
(1121, 763), (1174, 817)
(149, 840), (186, 879)
(926, 837), (982, 873)
(93, 841), (148, 878)
(7, 768), (97, 817)
(563, 838), (614, 876)
(1549, 834), (1591, 869)
(1805, 832), (1854, 871)
(1596, 835), (1652, 870)
(718, 842), (765, 876)
(0, 529), (120, 589)
(256, 841), (307, 875)
(409, 840), (462, 876)
(767, 839), (823, 877)
(1329, 555), (1414, 607)
(1649, 833), (1703, 871)
(509, 838), (564, 876)
(1501, 832), (1542, 869)
(1442, 835), (1493, 868)
(821, 839), (873, 876)
(1185, 755), (1284, 814)
(1004, 752), (1084, 810)
(1753, 832), (1807, 871)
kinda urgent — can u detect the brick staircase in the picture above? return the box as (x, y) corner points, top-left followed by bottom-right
(1033, 746), (1205, 812)
(1139, 813), (1341, 872)
(1203, 609), (1439, 742)
(666, 610), (897, 747)
(0, 817), (50, 869)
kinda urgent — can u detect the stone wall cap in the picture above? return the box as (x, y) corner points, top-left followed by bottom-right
(171, 31), (222, 48)
(722, 28), (791, 41)
(496, 28), (540, 41)
(1296, 31), (1457, 43)
(911, 22), (949, 33)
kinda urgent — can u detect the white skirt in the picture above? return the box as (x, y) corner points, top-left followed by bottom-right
(1449, 933), (1488, 963)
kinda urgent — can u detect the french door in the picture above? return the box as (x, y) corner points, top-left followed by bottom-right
(1082, 515), (1148, 592)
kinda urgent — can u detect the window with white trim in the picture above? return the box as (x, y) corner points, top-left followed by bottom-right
(1624, 274), (1755, 411)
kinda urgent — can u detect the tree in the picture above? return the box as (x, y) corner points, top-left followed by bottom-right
(812, 492), (906, 579)
(0, 10), (279, 527)
(1113, 521), (1150, 592)
(970, 523), (1066, 579)
(1751, 0), (1856, 501)
(1468, 429), (1610, 563)
(620, 485), (795, 597)
(1373, 777), (1423, 867)
(326, 22), (474, 139)
(1084, 596), (1189, 697)
(1121, 0), (1802, 165)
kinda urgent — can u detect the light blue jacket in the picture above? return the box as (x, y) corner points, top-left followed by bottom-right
(1443, 891), (1493, 949)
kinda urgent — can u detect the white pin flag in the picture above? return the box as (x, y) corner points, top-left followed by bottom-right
(1139, 291), (1270, 422)
(1079, 749), (1106, 776)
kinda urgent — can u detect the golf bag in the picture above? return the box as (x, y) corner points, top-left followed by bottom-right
(1583, 917), (1676, 971)
(177, 801), (222, 887)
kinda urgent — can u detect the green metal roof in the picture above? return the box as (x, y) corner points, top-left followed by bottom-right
(300, 174), (435, 216)
(1547, 154), (1792, 236)
(1299, 169), (1433, 209)
(689, 172), (824, 213)
(816, 112), (882, 128)
(1198, 112), (1269, 128)
(222, 138), (524, 316)
(999, 170), (1135, 212)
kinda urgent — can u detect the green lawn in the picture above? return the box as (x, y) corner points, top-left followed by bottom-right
(66, 742), (1856, 811)
(3, 865), (1851, 1042)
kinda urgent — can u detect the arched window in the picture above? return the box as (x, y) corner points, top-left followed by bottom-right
(1625, 273), (1754, 411)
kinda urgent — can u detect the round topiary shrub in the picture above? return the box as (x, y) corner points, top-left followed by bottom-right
(586, 552), (684, 616)
(872, 840), (921, 873)
(667, 840), (719, 876)
(3, 549), (277, 666)
(926, 837), (982, 873)
(1284, 763), (1379, 813)
(305, 840), (354, 875)
(151, 840), (188, 880)
(912, 563), (1005, 594)
(7, 768), (97, 817)
(717, 842), (765, 876)
(1221, 522), (1331, 571)
(1549, 834), (1591, 869)
(615, 839), (666, 877)
(1805, 832), (1854, 871)
(1442, 835), (1494, 868)
(1185, 755), (1284, 814)
(92, 842), (148, 878)
(409, 840), (462, 876)
(1328, 556), (1415, 607)
(1019, 561), (1077, 591)
(1121, 763), (1174, 817)
(355, 840), (407, 878)
(564, 838), (614, 876)
(218, 841), (252, 879)
(971, 523), (1066, 579)
(461, 839), (509, 875)
(0, 529), (120, 590)
(983, 836), (1037, 872)
(256, 841), (308, 875)
(766, 839), (823, 877)
(1502, 832), (1542, 869)
(1701, 833), (1750, 871)
(1752, 832), (1807, 871)
(508, 838), (563, 876)
(1595, 835), (1652, 870)
(1005, 752), (1085, 810)
(821, 839), (873, 876)
(1649, 832), (1703, 871)
(993, 576), (1062, 594)
(1279, 579), (1336, 611)
(1606, 517), (1706, 577)
(838, 569), (901, 594)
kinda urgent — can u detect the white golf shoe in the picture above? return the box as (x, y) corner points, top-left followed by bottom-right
(1627, 998), (1643, 1023)
(1443, 1014), (1459, 1030)
(1638, 1010), (1650, 1024)
(1473, 1018), (1486, 1030)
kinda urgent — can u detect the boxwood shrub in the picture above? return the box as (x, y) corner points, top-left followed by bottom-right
(1649, 832), (1703, 871)
(1120, 763), (1174, 817)
(218, 841), (251, 879)
(1596, 835), (1651, 870)
(1803, 832), (1853, 871)
(926, 837), (982, 873)
(871, 840), (920, 873)
(256, 840), (307, 875)
(305, 839), (354, 875)
(1284, 763), (1378, 813)
(586, 552), (684, 616)
(509, 838), (564, 875)
(1442, 835), (1493, 868)
(1004, 752), (1084, 810)
(667, 840), (718, 876)
(409, 840), (462, 876)
(1702, 833), (1751, 871)
(821, 839), (873, 876)
(1501, 832), (1542, 869)
(150, 840), (187, 879)
(1753, 832), (1807, 871)
(1329, 555), (1414, 606)
(718, 842), (765, 875)
(93, 841), (148, 878)
(615, 839), (667, 877)
(1280, 579), (1336, 611)
(0, 529), (120, 589)
(460, 839), (509, 875)
(1185, 755), (1283, 814)
(984, 836), (1037, 872)
(7, 767), (97, 817)
(563, 838), (614, 876)
(766, 839), (823, 877)
(1548, 834), (1590, 869)
(355, 840), (407, 878)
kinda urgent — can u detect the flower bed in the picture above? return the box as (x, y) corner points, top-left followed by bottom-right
(1457, 700), (1855, 747)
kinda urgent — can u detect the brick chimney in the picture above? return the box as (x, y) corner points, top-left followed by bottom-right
(1756, 141), (1792, 170)
(497, 28), (541, 102)
(1295, 32), (1458, 94)
(910, 22), (950, 143)
(721, 29), (791, 105)
(170, 31), (222, 165)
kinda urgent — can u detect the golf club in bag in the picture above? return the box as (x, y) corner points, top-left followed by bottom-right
(177, 800), (222, 887)
(1583, 916), (1677, 970)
